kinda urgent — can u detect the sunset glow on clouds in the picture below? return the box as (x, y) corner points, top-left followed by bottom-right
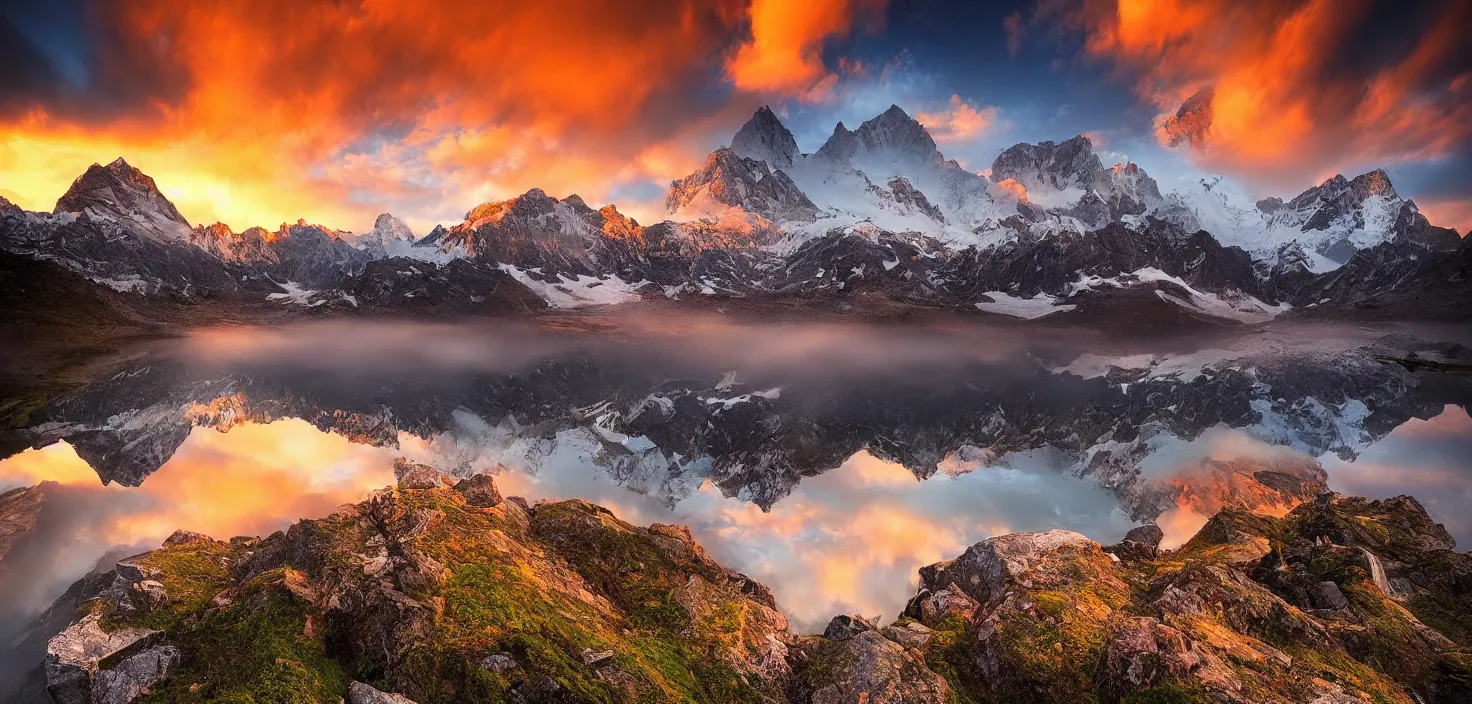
(1031, 0), (1472, 194)
(0, 0), (1468, 236)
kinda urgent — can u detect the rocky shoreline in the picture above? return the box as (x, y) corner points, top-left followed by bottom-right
(2, 466), (1469, 704)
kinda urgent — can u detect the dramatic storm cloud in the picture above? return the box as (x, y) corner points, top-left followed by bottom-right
(1, 0), (1467, 232)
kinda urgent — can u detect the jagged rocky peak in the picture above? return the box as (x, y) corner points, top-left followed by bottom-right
(1286, 168), (1401, 222)
(811, 105), (940, 169)
(730, 105), (801, 170)
(0, 193), (19, 215)
(53, 157), (192, 239)
(666, 147), (818, 223)
(991, 135), (1107, 194)
(373, 213), (414, 240)
(462, 187), (581, 228)
(354, 213), (415, 249)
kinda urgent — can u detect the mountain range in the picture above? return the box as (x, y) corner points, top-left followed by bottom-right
(1, 104), (1468, 322)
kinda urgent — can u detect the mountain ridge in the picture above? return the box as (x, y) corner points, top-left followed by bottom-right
(0, 103), (1466, 321)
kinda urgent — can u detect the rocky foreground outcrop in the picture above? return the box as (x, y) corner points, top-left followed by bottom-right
(8, 478), (1471, 703)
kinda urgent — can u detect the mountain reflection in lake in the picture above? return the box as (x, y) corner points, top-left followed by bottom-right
(4, 406), (1471, 633)
(3, 311), (1471, 633)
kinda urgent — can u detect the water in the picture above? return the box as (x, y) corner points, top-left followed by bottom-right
(2, 311), (1470, 633)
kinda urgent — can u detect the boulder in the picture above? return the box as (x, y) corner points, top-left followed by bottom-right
(823, 614), (877, 642)
(1099, 617), (1201, 702)
(918, 530), (1097, 606)
(91, 645), (181, 704)
(347, 681), (418, 704)
(392, 459), (443, 490)
(478, 653), (517, 673)
(44, 613), (158, 704)
(453, 473), (502, 507)
(801, 630), (951, 704)
(905, 584), (979, 626)
(879, 620), (934, 650)
(1106, 523), (1165, 560)
(1310, 581), (1348, 610)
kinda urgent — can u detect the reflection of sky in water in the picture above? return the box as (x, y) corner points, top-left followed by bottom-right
(1323, 407), (1472, 547)
(2, 406), (1470, 633)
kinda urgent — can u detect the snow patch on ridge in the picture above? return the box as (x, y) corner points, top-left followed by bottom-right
(497, 265), (646, 308)
(975, 291), (1077, 319)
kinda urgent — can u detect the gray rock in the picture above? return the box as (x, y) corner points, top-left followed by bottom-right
(479, 653), (518, 673)
(91, 646), (180, 704)
(1123, 524), (1164, 550)
(1310, 581), (1348, 610)
(129, 580), (169, 612)
(919, 530), (1093, 606)
(347, 681), (418, 704)
(580, 648), (615, 666)
(805, 630), (950, 704)
(162, 530), (216, 546)
(824, 614), (877, 642)
(45, 613), (158, 704)
(879, 621), (934, 650)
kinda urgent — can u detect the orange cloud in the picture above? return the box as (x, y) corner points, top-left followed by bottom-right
(0, 0), (876, 234)
(996, 177), (1029, 202)
(725, 0), (887, 101)
(1038, 0), (1472, 190)
(916, 94), (1000, 142)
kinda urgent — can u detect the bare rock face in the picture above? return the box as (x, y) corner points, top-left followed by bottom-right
(347, 681), (419, 704)
(878, 620), (934, 650)
(45, 613), (158, 704)
(885, 177), (945, 222)
(990, 136), (1107, 194)
(91, 645), (181, 704)
(0, 484), (46, 570)
(797, 630), (951, 704)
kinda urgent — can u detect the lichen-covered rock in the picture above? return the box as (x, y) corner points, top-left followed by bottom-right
(347, 680), (418, 704)
(795, 630), (951, 704)
(16, 482), (1468, 704)
(392, 458), (443, 489)
(904, 584), (979, 625)
(452, 472), (501, 507)
(91, 645), (181, 704)
(1099, 617), (1200, 702)
(823, 614), (877, 641)
(914, 529), (1129, 701)
(44, 613), (158, 704)
(1106, 523), (1164, 561)
(879, 620), (933, 650)
(919, 530), (1099, 606)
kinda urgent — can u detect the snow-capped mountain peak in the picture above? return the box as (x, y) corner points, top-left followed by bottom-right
(834, 104), (941, 169)
(666, 148), (818, 226)
(53, 157), (192, 240)
(354, 213), (416, 249)
(730, 106), (801, 170)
